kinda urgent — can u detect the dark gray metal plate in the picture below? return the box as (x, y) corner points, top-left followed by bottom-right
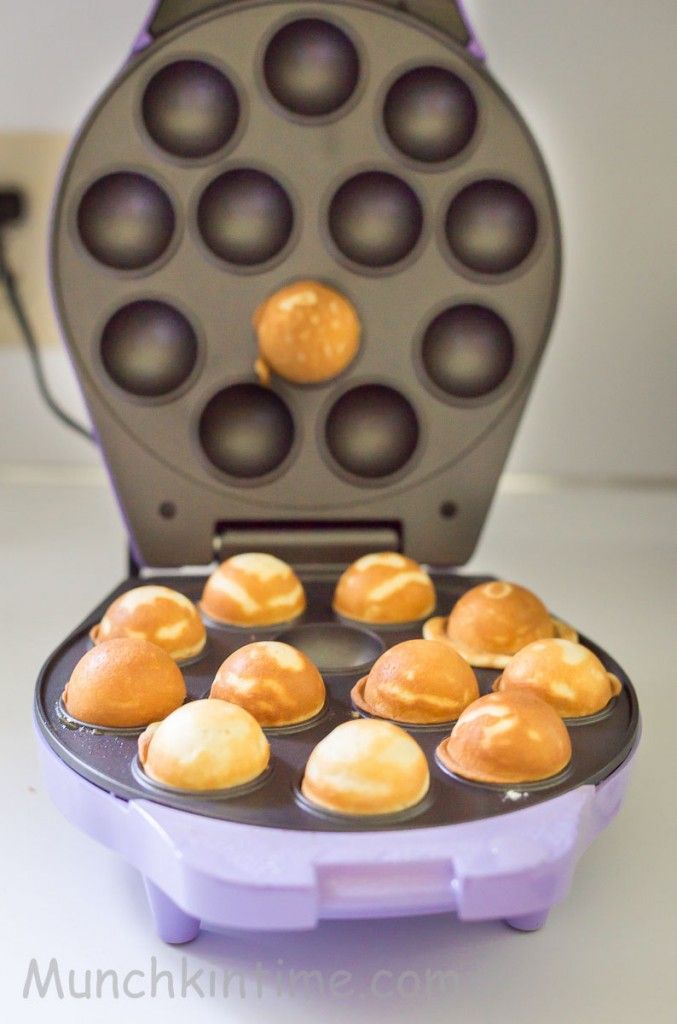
(35, 572), (639, 833)
(51, 0), (560, 568)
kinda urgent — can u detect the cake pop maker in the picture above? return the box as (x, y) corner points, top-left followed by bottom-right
(35, 0), (640, 941)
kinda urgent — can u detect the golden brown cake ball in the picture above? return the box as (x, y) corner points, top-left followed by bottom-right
(201, 553), (306, 627)
(254, 280), (361, 385)
(333, 552), (436, 625)
(352, 639), (478, 724)
(302, 719), (430, 816)
(91, 586), (206, 662)
(62, 638), (186, 729)
(494, 638), (622, 718)
(138, 699), (270, 792)
(436, 691), (572, 785)
(424, 580), (577, 669)
(210, 641), (326, 727)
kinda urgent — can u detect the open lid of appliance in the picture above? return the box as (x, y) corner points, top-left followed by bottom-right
(51, 0), (561, 568)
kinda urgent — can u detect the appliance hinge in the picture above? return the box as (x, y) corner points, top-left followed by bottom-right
(213, 521), (402, 568)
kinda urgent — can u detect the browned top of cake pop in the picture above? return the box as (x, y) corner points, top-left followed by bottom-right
(91, 585), (206, 661)
(301, 718), (430, 816)
(210, 640), (326, 727)
(437, 690), (572, 785)
(254, 280), (361, 385)
(424, 580), (576, 668)
(63, 637), (186, 729)
(201, 552), (306, 627)
(352, 638), (478, 724)
(494, 638), (622, 718)
(138, 699), (270, 792)
(333, 552), (436, 625)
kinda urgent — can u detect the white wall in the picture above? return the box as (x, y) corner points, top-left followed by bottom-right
(470, 0), (677, 481)
(1, 0), (148, 130)
(0, 0), (675, 478)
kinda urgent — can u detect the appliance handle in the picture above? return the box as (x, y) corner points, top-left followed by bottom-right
(143, 0), (483, 56)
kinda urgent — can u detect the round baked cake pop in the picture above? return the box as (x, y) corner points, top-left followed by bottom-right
(91, 585), (206, 661)
(494, 638), (622, 718)
(301, 718), (430, 816)
(62, 637), (186, 729)
(333, 552), (436, 625)
(436, 691), (572, 785)
(138, 699), (270, 791)
(211, 641), (326, 727)
(201, 553), (306, 627)
(424, 580), (576, 668)
(254, 280), (361, 385)
(351, 638), (478, 724)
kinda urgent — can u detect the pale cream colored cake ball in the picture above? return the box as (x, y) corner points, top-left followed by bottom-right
(210, 641), (326, 727)
(301, 718), (430, 816)
(63, 638), (186, 729)
(333, 552), (436, 625)
(351, 638), (478, 724)
(436, 691), (572, 785)
(201, 553), (306, 627)
(91, 585), (206, 661)
(494, 638), (622, 717)
(424, 580), (577, 668)
(138, 699), (270, 791)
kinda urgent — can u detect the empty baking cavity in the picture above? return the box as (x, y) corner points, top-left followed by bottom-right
(325, 384), (419, 478)
(198, 168), (293, 266)
(445, 179), (537, 274)
(421, 305), (514, 399)
(383, 66), (477, 163)
(101, 300), (198, 397)
(276, 623), (384, 673)
(77, 172), (175, 271)
(328, 172), (422, 268)
(263, 18), (359, 116)
(199, 383), (294, 478)
(142, 60), (240, 158)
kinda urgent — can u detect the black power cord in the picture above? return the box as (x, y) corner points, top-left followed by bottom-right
(0, 189), (93, 443)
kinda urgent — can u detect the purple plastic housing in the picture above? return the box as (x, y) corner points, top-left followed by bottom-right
(36, 728), (638, 942)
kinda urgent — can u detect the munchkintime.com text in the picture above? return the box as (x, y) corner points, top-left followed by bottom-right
(23, 957), (459, 1002)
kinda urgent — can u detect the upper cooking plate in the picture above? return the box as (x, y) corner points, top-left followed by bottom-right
(52, 1), (560, 567)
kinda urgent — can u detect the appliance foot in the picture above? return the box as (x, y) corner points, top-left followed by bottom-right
(143, 878), (201, 944)
(503, 908), (551, 932)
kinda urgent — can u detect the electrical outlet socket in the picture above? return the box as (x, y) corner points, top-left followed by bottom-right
(0, 132), (70, 348)
(0, 189), (25, 225)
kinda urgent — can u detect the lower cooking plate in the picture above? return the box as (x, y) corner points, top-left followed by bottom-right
(34, 571), (639, 832)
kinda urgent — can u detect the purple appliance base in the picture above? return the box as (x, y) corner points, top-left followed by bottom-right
(35, 728), (638, 943)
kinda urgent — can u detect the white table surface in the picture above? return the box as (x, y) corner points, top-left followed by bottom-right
(2, 472), (675, 1023)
